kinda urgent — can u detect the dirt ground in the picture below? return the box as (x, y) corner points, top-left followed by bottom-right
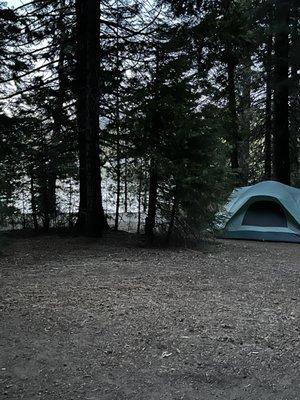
(0, 232), (299, 400)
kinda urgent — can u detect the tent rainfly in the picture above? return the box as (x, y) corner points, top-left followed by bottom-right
(220, 181), (300, 243)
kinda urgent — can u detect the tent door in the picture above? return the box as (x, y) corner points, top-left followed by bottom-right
(242, 200), (287, 227)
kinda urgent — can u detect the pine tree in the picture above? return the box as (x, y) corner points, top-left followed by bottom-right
(75, 0), (107, 236)
(273, 0), (290, 185)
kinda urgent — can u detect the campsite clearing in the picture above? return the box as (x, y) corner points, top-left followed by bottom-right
(0, 233), (299, 400)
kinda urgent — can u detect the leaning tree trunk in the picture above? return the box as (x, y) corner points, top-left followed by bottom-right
(75, 0), (107, 236)
(273, 0), (290, 185)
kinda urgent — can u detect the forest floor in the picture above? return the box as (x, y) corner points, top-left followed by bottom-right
(0, 232), (299, 400)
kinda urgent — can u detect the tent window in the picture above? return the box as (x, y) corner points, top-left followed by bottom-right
(242, 200), (287, 227)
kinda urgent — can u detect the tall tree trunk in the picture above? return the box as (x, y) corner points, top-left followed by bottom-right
(239, 60), (251, 185)
(137, 171), (142, 234)
(68, 179), (74, 228)
(166, 186), (179, 242)
(265, 31), (273, 180)
(273, 0), (290, 185)
(38, 126), (57, 231)
(30, 172), (39, 232)
(145, 158), (158, 239)
(124, 157), (128, 213)
(48, 0), (65, 222)
(290, 0), (299, 184)
(145, 47), (160, 240)
(143, 187), (148, 213)
(75, 0), (107, 236)
(114, 12), (121, 231)
(21, 189), (26, 229)
(75, 0), (87, 231)
(38, 164), (51, 231)
(41, 180), (50, 231)
(227, 58), (239, 171)
(114, 144), (121, 231)
(38, 130), (51, 231)
(47, 171), (56, 216)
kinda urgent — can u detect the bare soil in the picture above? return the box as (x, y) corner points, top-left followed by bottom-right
(0, 232), (299, 400)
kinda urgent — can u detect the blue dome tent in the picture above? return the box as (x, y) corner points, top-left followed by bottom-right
(220, 181), (300, 243)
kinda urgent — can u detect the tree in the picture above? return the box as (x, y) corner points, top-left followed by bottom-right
(75, 0), (107, 236)
(127, 21), (231, 240)
(264, 26), (273, 180)
(290, 0), (300, 185)
(144, 46), (161, 240)
(273, 0), (290, 185)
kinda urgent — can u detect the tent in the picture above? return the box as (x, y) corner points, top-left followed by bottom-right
(220, 180), (300, 243)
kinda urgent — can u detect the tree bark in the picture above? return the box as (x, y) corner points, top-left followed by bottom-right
(124, 157), (128, 213)
(290, 0), (299, 184)
(68, 179), (74, 228)
(75, 0), (107, 236)
(145, 158), (158, 239)
(137, 171), (142, 234)
(114, 13), (121, 231)
(273, 0), (290, 185)
(40, 175), (50, 231)
(166, 187), (179, 242)
(114, 141), (121, 231)
(145, 47), (160, 240)
(30, 172), (39, 232)
(48, 1), (66, 224)
(265, 32), (273, 180)
(227, 58), (239, 171)
(239, 60), (251, 185)
(21, 189), (26, 229)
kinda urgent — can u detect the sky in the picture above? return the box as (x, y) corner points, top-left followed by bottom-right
(7, 0), (29, 7)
